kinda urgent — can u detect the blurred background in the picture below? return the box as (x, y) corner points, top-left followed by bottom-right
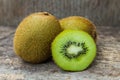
(0, 0), (120, 27)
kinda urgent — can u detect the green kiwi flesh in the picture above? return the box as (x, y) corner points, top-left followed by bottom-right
(51, 30), (96, 71)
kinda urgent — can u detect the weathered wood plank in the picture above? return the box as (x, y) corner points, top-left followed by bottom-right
(0, 0), (120, 27)
(0, 26), (120, 80)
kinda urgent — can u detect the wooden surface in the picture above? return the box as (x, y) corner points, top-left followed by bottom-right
(0, 0), (120, 27)
(0, 26), (120, 80)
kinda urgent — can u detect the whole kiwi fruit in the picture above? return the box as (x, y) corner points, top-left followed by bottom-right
(51, 30), (96, 71)
(60, 16), (97, 42)
(14, 12), (62, 63)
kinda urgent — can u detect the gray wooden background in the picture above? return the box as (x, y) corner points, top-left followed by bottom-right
(0, 0), (120, 27)
(0, 1), (120, 79)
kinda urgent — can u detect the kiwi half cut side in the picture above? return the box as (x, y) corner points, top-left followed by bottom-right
(51, 30), (96, 71)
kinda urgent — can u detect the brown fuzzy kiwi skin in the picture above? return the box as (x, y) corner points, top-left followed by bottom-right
(13, 12), (62, 63)
(60, 16), (97, 42)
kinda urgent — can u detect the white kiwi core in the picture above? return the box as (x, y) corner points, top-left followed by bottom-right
(67, 45), (83, 55)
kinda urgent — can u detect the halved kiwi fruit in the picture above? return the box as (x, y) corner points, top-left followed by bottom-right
(51, 30), (96, 71)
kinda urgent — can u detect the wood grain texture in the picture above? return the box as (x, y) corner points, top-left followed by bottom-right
(0, 0), (120, 27)
(0, 26), (120, 80)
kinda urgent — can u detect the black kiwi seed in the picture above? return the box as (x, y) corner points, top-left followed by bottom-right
(67, 41), (71, 45)
(72, 42), (76, 45)
(77, 43), (80, 46)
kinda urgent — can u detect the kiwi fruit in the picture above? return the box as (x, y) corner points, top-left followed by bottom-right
(51, 30), (96, 71)
(60, 16), (97, 42)
(14, 12), (62, 63)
